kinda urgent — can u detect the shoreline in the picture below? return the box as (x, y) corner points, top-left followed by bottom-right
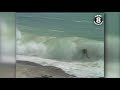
(16, 60), (76, 78)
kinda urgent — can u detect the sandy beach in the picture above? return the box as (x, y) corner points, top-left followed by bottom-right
(16, 61), (76, 78)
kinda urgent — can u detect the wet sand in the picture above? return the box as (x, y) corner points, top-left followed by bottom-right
(16, 61), (76, 78)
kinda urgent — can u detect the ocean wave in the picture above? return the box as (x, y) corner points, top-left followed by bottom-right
(72, 20), (92, 23)
(16, 30), (104, 62)
(49, 29), (64, 32)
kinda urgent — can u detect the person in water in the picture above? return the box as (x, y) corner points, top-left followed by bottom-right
(82, 49), (90, 59)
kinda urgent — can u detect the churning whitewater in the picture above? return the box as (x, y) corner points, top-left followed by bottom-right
(16, 29), (104, 78)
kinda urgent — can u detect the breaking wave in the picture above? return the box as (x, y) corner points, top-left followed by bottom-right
(16, 29), (104, 62)
(16, 29), (104, 78)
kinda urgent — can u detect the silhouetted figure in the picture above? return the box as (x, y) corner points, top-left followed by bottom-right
(82, 49), (90, 59)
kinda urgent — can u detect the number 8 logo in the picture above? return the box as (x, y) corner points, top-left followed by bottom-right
(94, 15), (103, 25)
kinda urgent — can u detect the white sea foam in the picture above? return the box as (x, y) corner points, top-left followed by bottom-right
(16, 55), (104, 78)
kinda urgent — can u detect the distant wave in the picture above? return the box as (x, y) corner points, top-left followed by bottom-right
(49, 29), (64, 32)
(17, 15), (93, 24)
(40, 17), (64, 20)
(72, 20), (92, 23)
(21, 16), (64, 20)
